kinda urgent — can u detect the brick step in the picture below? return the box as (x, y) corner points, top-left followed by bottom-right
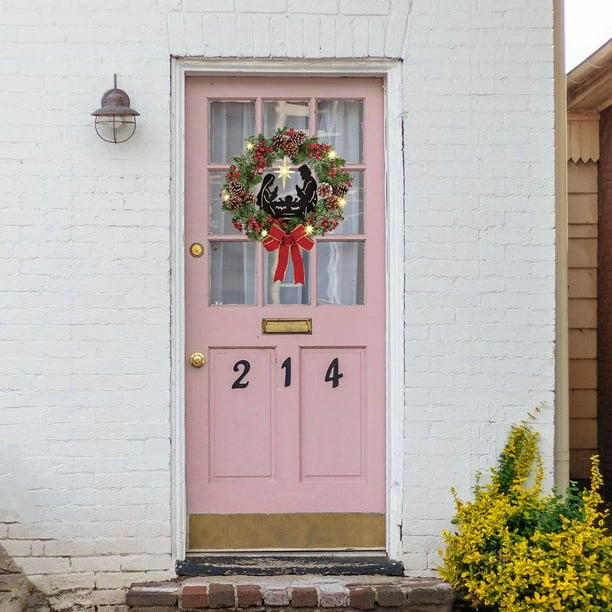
(126, 576), (455, 612)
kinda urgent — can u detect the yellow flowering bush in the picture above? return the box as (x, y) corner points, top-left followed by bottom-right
(439, 418), (612, 611)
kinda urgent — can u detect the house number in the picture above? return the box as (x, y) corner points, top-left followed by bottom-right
(230, 358), (343, 389)
(231, 360), (251, 389)
(324, 357), (343, 388)
(281, 357), (292, 387)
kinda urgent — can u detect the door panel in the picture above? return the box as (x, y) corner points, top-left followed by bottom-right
(300, 348), (365, 478)
(185, 76), (385, 550)
(209, 348), (274, 479)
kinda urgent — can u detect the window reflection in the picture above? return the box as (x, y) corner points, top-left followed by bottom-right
(334, 171), (364, 235)
(317, 100), (363, 163)
(264, 101), (309, 134)
(209, 101), (255, 163)
(210, 241), (256, 305)
(317, 242), (364, 305)
(209, 171), (241, 235)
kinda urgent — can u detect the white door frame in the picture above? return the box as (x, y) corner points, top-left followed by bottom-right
(170, 58), (405, 562)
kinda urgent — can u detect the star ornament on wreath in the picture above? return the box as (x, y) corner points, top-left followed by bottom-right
(220, 127), (352, 284)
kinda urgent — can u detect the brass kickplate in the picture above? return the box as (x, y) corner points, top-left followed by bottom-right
(262, 318), (312, 334)
(188, 512), (385, 549)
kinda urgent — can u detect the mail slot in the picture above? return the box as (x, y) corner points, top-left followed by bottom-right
(262, 318), (312, 334)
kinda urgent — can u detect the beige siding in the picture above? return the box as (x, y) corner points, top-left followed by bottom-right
(568, 160), (598, 479)
(568, 115), (599, 164)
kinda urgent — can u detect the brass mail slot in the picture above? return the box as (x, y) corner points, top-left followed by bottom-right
(262, 318), (312, 334)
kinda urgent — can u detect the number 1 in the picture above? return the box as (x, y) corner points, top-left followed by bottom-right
(281, 357), (291, 387)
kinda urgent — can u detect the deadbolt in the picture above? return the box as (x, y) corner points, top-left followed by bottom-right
(189, 352), (206, 368)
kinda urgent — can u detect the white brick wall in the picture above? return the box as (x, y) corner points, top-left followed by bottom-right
(401, 0), (556, 570)
(0, 0), (556, 601)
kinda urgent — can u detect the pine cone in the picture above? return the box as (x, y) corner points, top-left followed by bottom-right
(228, 181), (246, 197)
(280, 141), (299, 158)
(243, 192), (256, 205)
(291, 130), (306, 146)
(226, 195), (243, 210)
(272, 133), (284, 149)
(333, 182), (349, 197)
(317, 182), (333, 198)
(326, 195), (340, 210)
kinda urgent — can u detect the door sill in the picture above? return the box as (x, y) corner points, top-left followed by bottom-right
(176, 553), (404, 576)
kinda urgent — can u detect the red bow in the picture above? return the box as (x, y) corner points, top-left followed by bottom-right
(262, 224), (315, 284)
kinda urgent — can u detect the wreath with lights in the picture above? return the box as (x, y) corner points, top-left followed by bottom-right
(220, 127), (352, 284)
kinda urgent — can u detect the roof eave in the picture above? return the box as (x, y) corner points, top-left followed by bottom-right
(567, 39), (612, 112)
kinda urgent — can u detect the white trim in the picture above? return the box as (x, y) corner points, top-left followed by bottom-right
(170, 58), (405, 564)
(170, 59), (188, 562)
(553, 0), (569, 491)
(383, 62), (405, 562)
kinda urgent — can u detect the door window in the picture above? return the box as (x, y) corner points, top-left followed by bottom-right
(206, 97), (366, 306)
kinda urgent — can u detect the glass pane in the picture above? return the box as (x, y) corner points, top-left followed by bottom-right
(210, 171), (241, 235)
(209, 101), (255, 163)
(209, 241), (256, 305)
(264, 100), (309, 134)
(264, 250), (311, 305)
(335, 171), (364, 235)
(317, 100), (363, 163)
(317, 241), (364, 305)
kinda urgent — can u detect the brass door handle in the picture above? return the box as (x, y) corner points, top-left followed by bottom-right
(189, 352), (206, 368)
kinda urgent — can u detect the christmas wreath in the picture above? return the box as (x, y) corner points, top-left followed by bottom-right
(220, 128), (352, 284)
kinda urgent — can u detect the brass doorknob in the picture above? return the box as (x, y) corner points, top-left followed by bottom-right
(189, 352), (206, 368)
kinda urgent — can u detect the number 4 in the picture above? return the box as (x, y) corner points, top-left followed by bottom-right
(324, 358), (343, 388)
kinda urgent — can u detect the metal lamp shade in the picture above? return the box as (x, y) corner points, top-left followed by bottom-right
(92, 85), (139, 143)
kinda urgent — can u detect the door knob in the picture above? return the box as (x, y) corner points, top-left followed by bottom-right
(189, 352), (206, 368)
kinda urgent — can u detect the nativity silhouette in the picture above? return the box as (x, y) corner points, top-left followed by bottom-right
(256, 165), (317, 220)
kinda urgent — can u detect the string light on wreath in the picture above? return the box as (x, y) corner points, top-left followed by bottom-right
(220, 127), (353, 284)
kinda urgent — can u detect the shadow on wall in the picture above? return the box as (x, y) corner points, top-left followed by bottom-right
(0, 544), (50, 612)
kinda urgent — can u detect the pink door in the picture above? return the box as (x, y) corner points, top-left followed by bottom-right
(185, 76), (386, 550)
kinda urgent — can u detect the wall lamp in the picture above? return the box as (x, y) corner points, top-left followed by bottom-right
(92, 74), (139, 143)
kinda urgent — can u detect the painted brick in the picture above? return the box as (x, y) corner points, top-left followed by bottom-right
(317, 584), (348, 608)
(263, 586), (290, 606)
(94, 571), (172, 591)
(0, 0), (556, 604)
(341, 0), (390, 15)
(236, 0), (287, 12)
(288, 0), (339, 14)
(184, 0), (235, 11)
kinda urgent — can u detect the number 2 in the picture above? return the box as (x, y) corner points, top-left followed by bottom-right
(231, 360), (250, 389)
